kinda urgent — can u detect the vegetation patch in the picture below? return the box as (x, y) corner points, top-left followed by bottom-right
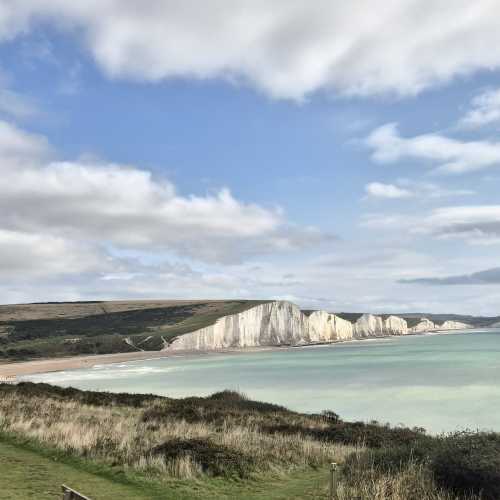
(142, 390), (292, 426)
(431, 432), (500, 500)
(151, 438), (253, 478)
(0, 300), (269, 360)
(0, 382), (495, 499)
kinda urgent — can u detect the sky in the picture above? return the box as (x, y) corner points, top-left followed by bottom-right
(1, 1), (500, 315)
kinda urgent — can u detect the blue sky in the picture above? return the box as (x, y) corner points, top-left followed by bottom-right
(2, 2), (500, 315)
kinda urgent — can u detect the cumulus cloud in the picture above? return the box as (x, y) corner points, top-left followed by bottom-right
(0, 120), (329, 272)
(459, 88), (500, 129)
(400, 267), (500, 285)
(1, 1), (500, 99)
(367, 123), (500, 174)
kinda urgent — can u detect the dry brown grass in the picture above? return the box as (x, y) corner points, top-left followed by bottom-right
(0, 387), (483, 498)
(336, 458), (477, 500)
(0, 392), (356, 480)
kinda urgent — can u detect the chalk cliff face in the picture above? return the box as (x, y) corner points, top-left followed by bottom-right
(384, 315), (409, 335)
(166, 301), (472, 352)
(409, 318), (437, 333)
(167, 301), (309, 351)
(308, 311), (353, 342)
(352, 314), (411, 338)
(353, 314), (385, 338)
(439, 320), (470, 330)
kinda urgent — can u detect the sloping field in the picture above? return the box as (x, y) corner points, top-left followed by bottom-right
(0, 300), (268, 360)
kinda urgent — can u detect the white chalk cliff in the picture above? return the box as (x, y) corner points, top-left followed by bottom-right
(308, 310), (353, 342)
(439, 320), (470, 330)
(166, 301), (308, 351)
(165, 301), (472, 352)
(409, 318), (437, 333)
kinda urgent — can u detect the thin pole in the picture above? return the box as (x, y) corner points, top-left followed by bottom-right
(329, 462), (338, 499)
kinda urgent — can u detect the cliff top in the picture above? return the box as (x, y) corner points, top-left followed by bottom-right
(0, 299), (271, 361)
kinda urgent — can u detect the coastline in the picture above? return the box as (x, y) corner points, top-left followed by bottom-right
(0, 345), (289, 378)
(0, 328), (479, 378)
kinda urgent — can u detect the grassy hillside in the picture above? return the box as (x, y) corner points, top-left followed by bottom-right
(0, 300), (269, 361)
(1, 383), (497, 499)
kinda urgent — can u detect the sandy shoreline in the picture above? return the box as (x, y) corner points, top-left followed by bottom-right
(0, 351), (176, 378)
(0, 346), (287, 378)
(0, 329), (479, 378)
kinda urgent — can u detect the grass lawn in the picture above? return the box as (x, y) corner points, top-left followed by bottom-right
(0, 439), (156, 500)
(0, 437), (331, 500)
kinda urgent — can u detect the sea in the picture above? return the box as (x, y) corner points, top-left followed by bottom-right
(26, 329), (500, 434)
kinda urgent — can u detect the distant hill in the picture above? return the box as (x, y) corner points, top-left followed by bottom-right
(0, 300), (268, 361)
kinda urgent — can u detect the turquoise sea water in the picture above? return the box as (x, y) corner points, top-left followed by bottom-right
(27, 329), (500, 433)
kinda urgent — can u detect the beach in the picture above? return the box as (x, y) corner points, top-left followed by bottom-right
(0, 345), (288, 378)
(0, 329), (477, 378)
(0, 350), (174, 378)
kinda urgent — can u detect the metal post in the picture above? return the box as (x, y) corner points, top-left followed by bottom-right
(329, 462), (338, 499)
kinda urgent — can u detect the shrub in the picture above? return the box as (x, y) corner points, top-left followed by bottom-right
(430, 431), (500, 500)
(151, 438), (253, 478)
(322, 410), (341, 424)
(142, 390), (291, 425)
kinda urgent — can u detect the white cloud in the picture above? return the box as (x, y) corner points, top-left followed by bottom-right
(1, 1), (500, 99)
(367, 123), (500, 174)
(426, 205), (500, 240)
(365, 179), (474, 200)
(0, 229), (110, 278)
(0, 120), (328, 267)
(0, 120), (50, 163)
(459, 88), (500, 129)
(365, 182), (412, 199)
(363, 205), (500, 244)
(397, 181), (474, 199)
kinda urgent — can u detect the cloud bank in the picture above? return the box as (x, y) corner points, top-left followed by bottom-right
(1, 1), (500, 99)
(0, 120), (329, 289)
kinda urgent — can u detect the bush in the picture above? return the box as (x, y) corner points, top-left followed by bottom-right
(431, 431), (500, 500)
(142, 390), (291, 425)
(320, 420), (429, 449)
(0, 382), (160, 407)
(151, 438), (253, 478)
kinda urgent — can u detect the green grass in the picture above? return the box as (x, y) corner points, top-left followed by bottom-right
(0, 439), (155, 500)
(0, 436), (330, 500)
